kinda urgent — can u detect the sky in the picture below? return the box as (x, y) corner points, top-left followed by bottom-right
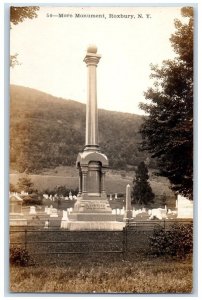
(10, 6), (184, 115)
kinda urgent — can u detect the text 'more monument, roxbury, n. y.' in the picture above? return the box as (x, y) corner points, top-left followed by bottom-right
(69, 45), (125, 230)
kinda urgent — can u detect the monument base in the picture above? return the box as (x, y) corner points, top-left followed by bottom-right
(68, 221), (125, 231)
(73, 197), (112, 213)
(71, 196), (117, 222)
(69, 212), (117, 221)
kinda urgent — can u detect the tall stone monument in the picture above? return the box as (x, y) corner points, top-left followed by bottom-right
(123, 184), (133, 221)
(70, 45), (116, 225)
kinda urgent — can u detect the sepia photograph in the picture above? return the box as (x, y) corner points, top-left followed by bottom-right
(8, 3), (194, 295)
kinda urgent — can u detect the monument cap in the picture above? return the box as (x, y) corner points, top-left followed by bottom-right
(87, 44), (97, 54)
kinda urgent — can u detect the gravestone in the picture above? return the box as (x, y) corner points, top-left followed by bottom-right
(177, 195), (193, 218)
(60, 210), (69, 229)
(50, 208), (58, 218)
(29, 206), (36, 215)
(44, 220), (49, 229)
(9, 194), (27, 226)
(148, 208), (167, 220)
(123, 184), (133, 221)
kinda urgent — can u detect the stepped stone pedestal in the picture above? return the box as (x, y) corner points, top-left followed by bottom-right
(69, 221), (125, 231)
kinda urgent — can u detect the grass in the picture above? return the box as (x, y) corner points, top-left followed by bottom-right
(10, 255), (193, 293)
(9, 228), (193, 294)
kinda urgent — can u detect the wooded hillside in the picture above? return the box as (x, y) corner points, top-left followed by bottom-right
(10, 85), (153, 173)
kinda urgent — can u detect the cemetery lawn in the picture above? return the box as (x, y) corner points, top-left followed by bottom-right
(10, 255), (193, 294)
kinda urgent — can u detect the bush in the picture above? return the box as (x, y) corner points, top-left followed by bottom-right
(10, 246), (34, 266)
(22, 193), (42, 206)
(149, 222), (193, 258)
(43, 186), (79, 197)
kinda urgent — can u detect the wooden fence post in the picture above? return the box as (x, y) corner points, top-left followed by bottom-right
(122, 227), (125, 260)
(25, 229), (27, 250)
(125, 225), (128, 254)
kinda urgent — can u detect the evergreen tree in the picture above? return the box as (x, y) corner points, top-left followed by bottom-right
(131, 161), (155, 207)
(161, 192), (167, 208)
(139, 7), (193, 199)
(17, 176), (34, 193)
(9, 183), (16, 192)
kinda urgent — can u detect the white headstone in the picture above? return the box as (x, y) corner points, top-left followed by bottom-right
(29, 206), (36, 215)
(60, 211), (69, 229)
(62, 210), (68, 220)
(132, 209), (136, 217)
(50, 208), (58, 218)
(46, 207), (51, 215)
(44, 221), (49, 229)
(177, 195), (193, 218)
(149, 208), (167, 220)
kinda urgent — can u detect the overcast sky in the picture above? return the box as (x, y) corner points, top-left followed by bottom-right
(10, 6), (184, 115)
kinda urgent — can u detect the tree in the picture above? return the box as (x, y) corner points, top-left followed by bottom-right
(131, 161), (155, 207)
(10, 6), (39, 26)
(17, 176), (34, 193)
(161, 192), (167, 207)
(10, 6), (40, 67)
(10, 183), (16, 192)
(139, 7), (193, 199)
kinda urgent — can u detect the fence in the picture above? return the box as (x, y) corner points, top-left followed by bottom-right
(10, 220), (193, 262)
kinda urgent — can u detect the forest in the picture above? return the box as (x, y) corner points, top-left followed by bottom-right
(10, 85), (154, 173)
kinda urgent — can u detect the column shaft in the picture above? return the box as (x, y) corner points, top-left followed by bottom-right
(86, 65), (99, 146)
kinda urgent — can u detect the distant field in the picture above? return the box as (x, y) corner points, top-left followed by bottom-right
(9, 166), (176, 207)
(10, 173), (132, 194)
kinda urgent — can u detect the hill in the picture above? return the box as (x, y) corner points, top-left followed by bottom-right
(10, 85), (154, 173)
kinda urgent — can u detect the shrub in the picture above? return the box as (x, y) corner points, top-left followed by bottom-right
(43, 186), (79, 197)
(149, 222), (193, 258)
(22, 193), (42, 206)
(10, 246), (34, 266)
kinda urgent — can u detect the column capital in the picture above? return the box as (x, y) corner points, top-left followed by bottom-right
(84, 53), (101, 67)
(81, 166), (88, 174)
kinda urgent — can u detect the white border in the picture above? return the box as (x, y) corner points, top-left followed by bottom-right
(2, 1), (201, 299)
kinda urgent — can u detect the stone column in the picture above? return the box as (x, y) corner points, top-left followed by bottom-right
(124, 184), (133, 221)
(101, 171), (106, 194)
(83, 45), (101, 150)
(78, 170), (82, 196)
(82, 168), (88, 194)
